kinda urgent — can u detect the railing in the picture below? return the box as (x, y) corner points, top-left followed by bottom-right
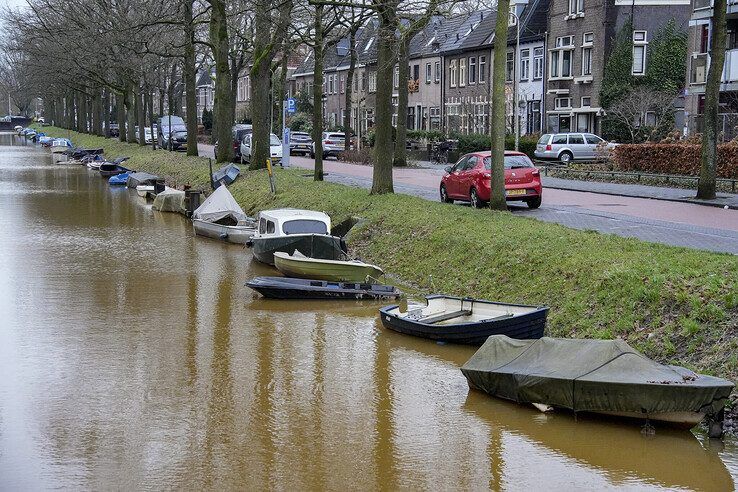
(723, 49), (738, 83)
(689, 50), (738, 84)
(538, 165), (738, 193)
(689, 113), (738, 142)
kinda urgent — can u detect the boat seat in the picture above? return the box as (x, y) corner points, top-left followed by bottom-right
(418, 309), (472, 324)
(481, 313), (515, 322)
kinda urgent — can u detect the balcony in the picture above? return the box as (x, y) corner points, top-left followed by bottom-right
(690, 49), (738, 85)
(692, 0), (738, 17)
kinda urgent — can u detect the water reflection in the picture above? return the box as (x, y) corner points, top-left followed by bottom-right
(0, 133), (736, 490)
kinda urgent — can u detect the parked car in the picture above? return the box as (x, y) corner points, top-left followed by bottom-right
(440, 151), (542, 209)
(134, 125), (155, 144)
(157, 115), (188, 151)
(215, 124), (252, 160)
(109, 122), (120, 138)
(310, 132), (346, 159)
(240, 133), (282, 165)
(534, 132), (616, 164)
(289, 131), (313, 156)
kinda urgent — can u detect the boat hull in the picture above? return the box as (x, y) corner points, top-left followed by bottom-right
(247, 276), (400, 300)
(251, 234), (345, 265)
(274, 253), (383, 283)
(192, 219), (256, 244)
(380, 296), (548, 344)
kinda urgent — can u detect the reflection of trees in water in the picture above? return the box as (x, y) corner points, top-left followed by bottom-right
(373, 334), (397, 490)
(185, 271), (197, 386)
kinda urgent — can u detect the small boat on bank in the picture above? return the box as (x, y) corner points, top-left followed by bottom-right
(212, 163), (240, 188)
(109, 172), (131, 185)
(461, 335), (734, 432)
(379, 295), (548, 344)
(51, 138), (73, 153)
(248, 209), (346, 265)
(99, 157), (132, 177)
(191, 185), (256, 244)
(125, 172), (159, 189)
(136, 185), (154, 197)
(247, 276), (401, 300)
(152, 187), (186, 213)
(273, 251), (384, 283)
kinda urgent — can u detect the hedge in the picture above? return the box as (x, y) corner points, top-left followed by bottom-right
(612, 143), (738, 178)
(453, 133), (539, 159)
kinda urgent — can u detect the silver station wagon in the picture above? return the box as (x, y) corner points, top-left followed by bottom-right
(534, 132), (616, 164)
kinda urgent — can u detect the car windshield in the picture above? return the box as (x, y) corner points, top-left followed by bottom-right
(161, 116), (184, 126)
(281, 219), (328, 235)
(538, 134), (551, 145)
(235, 129), (251, 140)
(270, 134), (281, 146)
(483, 155), (534, 170)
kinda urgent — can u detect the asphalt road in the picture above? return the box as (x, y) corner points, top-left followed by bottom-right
(199, 144), (738, 254)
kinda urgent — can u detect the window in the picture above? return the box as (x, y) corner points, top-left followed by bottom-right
(479, 56), (487, 83)
(469, 57), (477, 84)
(581, 96), (591, 107)
(266, 220), (276, 234)
(520, 49), (530, 81)
(533, 48), (543, 79)
(584, 133), (603, 144)
(394, 66), (399, 88)
(568, 0), (584, 15)
(568, 134), (584, 144)
(413, 64), (420, 82)
(282, 219), (328, 235)
(329, 75), (335, 94)
(459, 58), (466, 86)
(340, 75), (345, 94)
(552, 134), (567, 144)
(435, 61), (441, 83)
(581, 32), (593, 77)
(632, 31), (648, 75)
(360, 72), (366, 91)
(426, 63), (432, 84)
(550, 37), (574, 79)
(555, 97), (571, 109)
(506, 52), (514, 82)
(368, 72), (377, 93)
(450, 59), (457, 87)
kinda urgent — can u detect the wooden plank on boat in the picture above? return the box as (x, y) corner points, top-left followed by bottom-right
(419, 309), (472, 324)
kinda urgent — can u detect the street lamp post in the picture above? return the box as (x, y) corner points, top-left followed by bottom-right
(509, 10), (521, 152)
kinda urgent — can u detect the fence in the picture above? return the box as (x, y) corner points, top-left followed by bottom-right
(688, 113), (738, 142)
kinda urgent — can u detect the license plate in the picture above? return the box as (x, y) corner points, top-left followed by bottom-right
(506, 189), (527, 196)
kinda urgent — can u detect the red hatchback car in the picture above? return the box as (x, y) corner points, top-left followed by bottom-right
(440, 151), (542, 209)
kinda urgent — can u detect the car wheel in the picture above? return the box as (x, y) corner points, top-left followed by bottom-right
(470, 188), (483, 209)
(559, 151), (573, 165)
(440, 184), (452, 203)
(527, 196), (542, 209)
(310, 151), (315, 159)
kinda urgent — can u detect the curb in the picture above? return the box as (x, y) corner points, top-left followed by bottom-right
(543, 184), (738, 210)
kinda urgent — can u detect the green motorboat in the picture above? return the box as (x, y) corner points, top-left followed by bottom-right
(273, 251), (384, 283)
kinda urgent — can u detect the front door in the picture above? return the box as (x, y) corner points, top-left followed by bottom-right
(447, 156), (468, 197)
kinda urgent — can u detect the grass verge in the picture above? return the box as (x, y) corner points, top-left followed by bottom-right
(41, 127), (738, 382)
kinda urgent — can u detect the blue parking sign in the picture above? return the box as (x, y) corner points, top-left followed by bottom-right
(286, 98), (296, 113)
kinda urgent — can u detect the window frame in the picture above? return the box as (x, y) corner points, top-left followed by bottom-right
(450, 59), (457, 87)
(519, 48), (530, 81)
(426, 62), (432, 84)
(479, 56), (487, 83)
(469, 56), (477, 84)
(632, 31), (648, 76)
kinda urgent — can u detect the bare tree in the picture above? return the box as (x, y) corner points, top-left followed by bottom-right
(605, 87), (677, 143)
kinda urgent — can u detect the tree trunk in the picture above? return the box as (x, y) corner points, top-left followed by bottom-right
(250, 59), (272, 170)
(137, 86), (146, 146)
(488, 3), (510, 211)
(75, 93), (84, 133)
(210, 0), (233, 163)
(371, 12), (397, 194)
(313, 5), (325, 180)
(697, 2), (727, 200)
(183, 0), (199, 156)
(344, 27), (358, 152)
(393, 37), (410, 167)
(125, 86), (136, 143)
(103, 89), (111, 138)
(117, 92), (126, 142)
(148, 92), (156, 150)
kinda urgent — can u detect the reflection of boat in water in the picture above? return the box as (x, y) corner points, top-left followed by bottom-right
(462, 392), (734, 491)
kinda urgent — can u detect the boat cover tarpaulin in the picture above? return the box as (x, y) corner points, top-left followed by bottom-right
(192, 185), (249, 223)
(152, 188), (186, 213)
(212, 163), (240, 188)
(126, 172), (159, 188)
(461, 336), (733, 416)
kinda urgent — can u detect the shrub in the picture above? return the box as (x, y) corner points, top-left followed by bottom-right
(288, 112), (312, 133)
(201, 108), (213, 132)
(453, 132), (539, 159)
(338, 148), (372, 165)
(612, 142), (738, 178)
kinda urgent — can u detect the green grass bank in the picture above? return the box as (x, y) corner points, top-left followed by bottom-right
(41, 127), (738, 382)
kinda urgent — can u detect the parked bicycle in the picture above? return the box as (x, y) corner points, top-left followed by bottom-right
(431, 141), (451, 165)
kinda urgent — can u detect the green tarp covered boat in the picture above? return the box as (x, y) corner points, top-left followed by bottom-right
(461, 336), (733, 429)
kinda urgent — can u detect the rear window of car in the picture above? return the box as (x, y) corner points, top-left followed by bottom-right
(292, 132), (310, 138)
(235, 129), (251, 140)
(484, 155), (534, 170)
(328, 134), (345, 140)
(538, 134), (551, 145)
(270, 134), (281, 146)
(552, 134), (567, 144)
(282, 219), (328, 235)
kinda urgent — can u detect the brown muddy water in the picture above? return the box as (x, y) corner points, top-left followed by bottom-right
(1, 133), (737, 491)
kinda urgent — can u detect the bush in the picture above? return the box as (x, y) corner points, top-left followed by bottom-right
(338, 148), (372, 165)
(612, 143), (738, 178)
(453, 133), (539, 159)
(407, 130), (445, 142)
(288, 112), (312, 133)
(201, 108), (213, 132)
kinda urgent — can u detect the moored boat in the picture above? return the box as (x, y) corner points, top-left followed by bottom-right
(246, 276), (401, 300)
(191, 185), (256, 244)
(461, 335), (734, 431)
(379, 295), (548, 344)
(273, 251), (384, 283)
(109, 172), (131, 185)
(248, 208), (346, 265)
(212, 163), (240, 187)
(136, 185), (154, 197)
(51, 138), (73, 153)
(126, 171), (159, 188)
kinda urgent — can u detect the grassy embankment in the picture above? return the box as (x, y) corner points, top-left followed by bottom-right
(42, 127), (738, 382)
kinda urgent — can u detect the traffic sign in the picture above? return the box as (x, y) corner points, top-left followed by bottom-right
(286, 98), (296, 114)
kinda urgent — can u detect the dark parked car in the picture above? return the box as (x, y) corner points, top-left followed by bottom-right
(215, 124), (252, 160)
(157, 115), (188, 151)
(289, 131), (313, 156)
(109, 123), (119, 138)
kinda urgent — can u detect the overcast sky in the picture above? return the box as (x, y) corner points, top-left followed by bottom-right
(1, 0), (29, 9)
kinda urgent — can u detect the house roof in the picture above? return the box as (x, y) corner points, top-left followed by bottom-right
(512, 0), (551, 45)
(196, 70), (212, 87)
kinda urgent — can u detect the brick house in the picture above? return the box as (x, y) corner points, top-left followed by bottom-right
(544, 0), (690, 134)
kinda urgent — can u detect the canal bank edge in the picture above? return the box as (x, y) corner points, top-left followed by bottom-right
(37, 127), (738, 387)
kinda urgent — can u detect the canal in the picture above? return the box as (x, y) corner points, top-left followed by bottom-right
(1, 133), (737, 490)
